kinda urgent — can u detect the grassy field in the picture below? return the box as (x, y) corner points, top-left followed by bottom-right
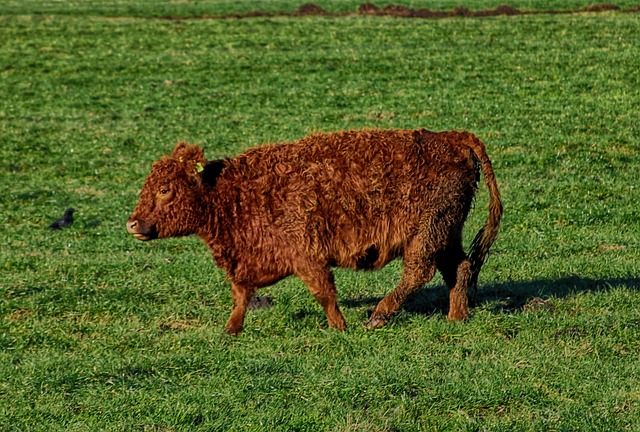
(1, 2), (639, 431)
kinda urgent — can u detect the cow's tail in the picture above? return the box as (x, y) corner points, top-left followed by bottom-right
(466, 134), (503, 291)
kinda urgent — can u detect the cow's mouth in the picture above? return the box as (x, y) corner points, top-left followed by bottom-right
(127, 218), (157, 241)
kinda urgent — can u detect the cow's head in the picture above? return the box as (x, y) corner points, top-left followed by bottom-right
(127, 142), (215, 241)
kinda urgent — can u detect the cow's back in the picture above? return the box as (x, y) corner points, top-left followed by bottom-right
(215, 129), (478, 271)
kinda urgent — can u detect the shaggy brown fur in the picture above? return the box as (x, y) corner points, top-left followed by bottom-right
(127, 129), (502, 334)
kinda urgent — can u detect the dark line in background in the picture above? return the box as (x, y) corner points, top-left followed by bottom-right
(159, 3), (640, 21)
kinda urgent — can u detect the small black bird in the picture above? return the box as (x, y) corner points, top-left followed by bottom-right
(49, 208), (76, 230)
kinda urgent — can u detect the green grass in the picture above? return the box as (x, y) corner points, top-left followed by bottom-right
(1, 3), (640, 431)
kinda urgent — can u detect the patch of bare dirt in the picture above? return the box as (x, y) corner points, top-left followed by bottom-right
(382, 4), (414, 17)
(495, 5), (520, 15)
(158, 320), (198, 331)
(358, 3), (380, 15)
(248, 294), (274, 310)
(523, 297), (555, 312)
(295, 3), (327, 16)
(160, 3), (637, 21)
(413, 9), (449, 18)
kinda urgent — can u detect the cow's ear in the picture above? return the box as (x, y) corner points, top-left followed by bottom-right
(172, 142), (205, 162)
(171, 142), (206, 176)
(200, 159), (228, 187)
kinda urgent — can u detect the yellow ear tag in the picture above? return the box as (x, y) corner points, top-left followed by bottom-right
(195, 162), (204, 173)
(179, 157), (184, 162)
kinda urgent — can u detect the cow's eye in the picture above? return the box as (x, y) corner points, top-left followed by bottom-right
(160, 187), (170, 195)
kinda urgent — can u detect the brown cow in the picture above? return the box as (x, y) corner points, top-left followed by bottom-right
(127, 129), (502, 334)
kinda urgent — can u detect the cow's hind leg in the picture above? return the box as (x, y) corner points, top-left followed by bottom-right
(225, 283), (256, 335)
(436, 238), (471, 321)
(297, 265), (347, 330)
(365, 237), (436, 329)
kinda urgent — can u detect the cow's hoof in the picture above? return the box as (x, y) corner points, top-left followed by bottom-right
(224, 325), (243, 336)
(329, 322), (347, 331)
(364, 316), (387, 330)
(328, 315), (347, 331)
(447, 310), (469, 321)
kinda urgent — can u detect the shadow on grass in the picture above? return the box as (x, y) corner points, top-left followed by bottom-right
(342, 276), (640, 317)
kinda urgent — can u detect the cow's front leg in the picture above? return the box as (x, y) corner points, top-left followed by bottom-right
(225, 283), (256, 335)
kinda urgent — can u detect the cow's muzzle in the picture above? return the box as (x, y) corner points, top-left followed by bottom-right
(126, 218), (157, 241)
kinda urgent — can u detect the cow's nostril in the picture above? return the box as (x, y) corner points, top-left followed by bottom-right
(127, 219), (138, 233)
